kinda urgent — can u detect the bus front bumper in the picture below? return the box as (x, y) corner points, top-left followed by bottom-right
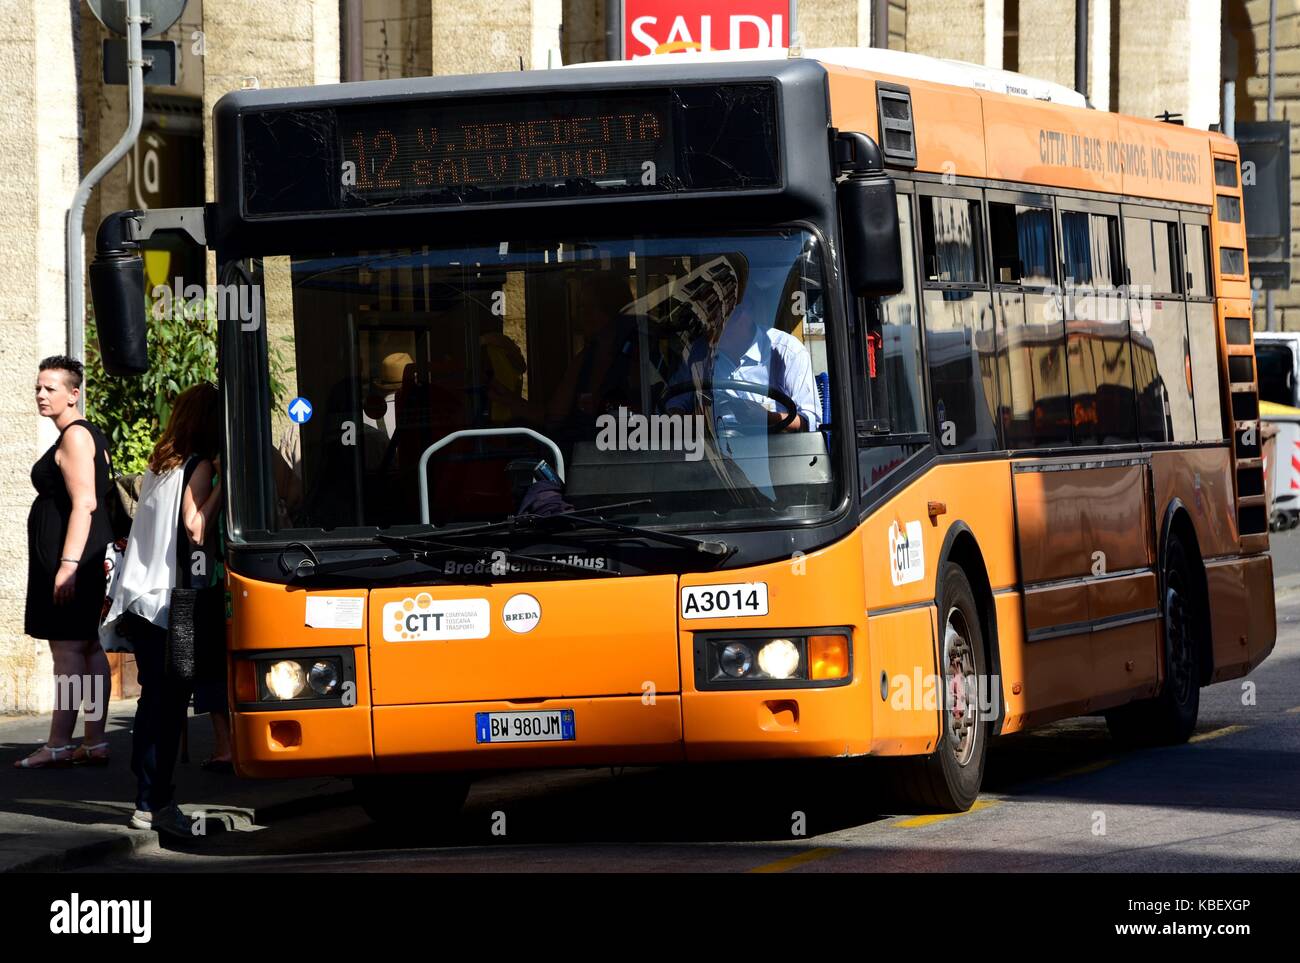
(231, 681), (888, 778)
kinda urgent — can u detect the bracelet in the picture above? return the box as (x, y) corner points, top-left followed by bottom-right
(60, 557), (80, 565)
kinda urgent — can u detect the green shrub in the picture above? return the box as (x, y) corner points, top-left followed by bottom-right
(85, 293), (291, 474)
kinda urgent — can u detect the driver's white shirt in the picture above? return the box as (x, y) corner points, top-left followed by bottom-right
(672, 325), (821, 430)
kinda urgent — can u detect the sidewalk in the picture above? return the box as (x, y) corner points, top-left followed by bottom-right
(0, 704), (353, 872)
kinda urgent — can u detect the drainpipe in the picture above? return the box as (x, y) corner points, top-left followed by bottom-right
(1075, 0), (1088, 99)
(67, 0), (144, 392)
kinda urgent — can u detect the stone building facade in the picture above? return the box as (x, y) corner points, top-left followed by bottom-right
(0, 0), (1288, 711)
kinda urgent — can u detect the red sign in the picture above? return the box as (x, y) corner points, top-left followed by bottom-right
(623, 1), (790, 59)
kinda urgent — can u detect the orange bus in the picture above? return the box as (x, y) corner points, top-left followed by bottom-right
(89, 47), (1275, 819)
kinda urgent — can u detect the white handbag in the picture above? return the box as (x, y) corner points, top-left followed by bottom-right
(99, 539), (133, 653)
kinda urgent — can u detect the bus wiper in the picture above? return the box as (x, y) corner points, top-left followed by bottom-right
(375, 533), (621, 578)
(435, 499), (653, 540)
(526, 512), (733, 557)
(419, 498), (730, 557)
(278, 538), (604, 582)
(283, 545), (475, 582)
(437, 499), (730, 557)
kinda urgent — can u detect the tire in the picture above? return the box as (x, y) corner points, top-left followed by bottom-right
(1105, 534), (1202, 746)
(889, 563), (990, 813)
(353, 773), (470, 835)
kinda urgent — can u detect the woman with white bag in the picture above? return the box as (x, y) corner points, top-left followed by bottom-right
(105, 383), (223, 839)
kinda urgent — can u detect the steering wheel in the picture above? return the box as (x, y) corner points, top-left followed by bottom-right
(660, 378), (799, 433)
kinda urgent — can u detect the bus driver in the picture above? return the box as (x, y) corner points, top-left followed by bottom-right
(666, 261), (821, 434)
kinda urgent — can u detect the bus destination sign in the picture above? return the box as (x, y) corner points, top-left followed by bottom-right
(239, 84), (779, 217)
(338, 97), (673, 203)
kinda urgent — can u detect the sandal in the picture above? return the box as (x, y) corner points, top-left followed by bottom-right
(72, 742), (111, 767)
(12, 744), (78, 769)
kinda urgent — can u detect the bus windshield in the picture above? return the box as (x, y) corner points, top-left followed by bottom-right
(228, 228), (839, 541)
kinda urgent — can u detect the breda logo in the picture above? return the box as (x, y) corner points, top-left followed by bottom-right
(502, 593), (542, 633)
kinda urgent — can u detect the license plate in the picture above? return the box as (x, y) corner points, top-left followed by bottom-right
(475, 710), (575, 744)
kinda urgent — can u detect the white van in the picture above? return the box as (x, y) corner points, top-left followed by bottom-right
(1255, 332), (1300, 528)
(1255, 331), (1300, 408)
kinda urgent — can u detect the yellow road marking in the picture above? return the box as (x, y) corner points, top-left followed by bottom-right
(1188, 724), (1248, 744)
(893, 798), (997, 828)
(748, 847), (841, 874)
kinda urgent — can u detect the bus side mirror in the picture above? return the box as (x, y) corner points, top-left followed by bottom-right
(836, 132), (904, 298)
(88, 210), (149, 376)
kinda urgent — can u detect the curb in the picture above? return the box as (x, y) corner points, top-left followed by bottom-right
(3, 783), (356, 874)
(3, 828), (157, 874)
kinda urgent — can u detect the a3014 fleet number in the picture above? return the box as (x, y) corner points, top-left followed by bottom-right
(681, 582), (769, 619)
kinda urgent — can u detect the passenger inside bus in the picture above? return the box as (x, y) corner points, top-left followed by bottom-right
(544, 274), (642, 435)
(480, 332), (538, 425)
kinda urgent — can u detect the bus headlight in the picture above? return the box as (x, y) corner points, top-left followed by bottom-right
(697, 630), (852, 688)
(236, 650), (356, 709)
(757, 639), (801, 679)
(308, 660), (341, 696)
(266, 661), (306, 700)
(719, 643), (754, 678)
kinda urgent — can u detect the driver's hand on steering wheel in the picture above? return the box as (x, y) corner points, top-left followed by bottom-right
(721, 395), (802, 432)
(766, 407), (804, 432)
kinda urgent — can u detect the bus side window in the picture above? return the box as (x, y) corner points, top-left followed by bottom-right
(866, 195), (926, 433)
(1182, 219), (1223, 441)
(919, 193), (998, 453)
(989, 199), (1068, 449)
(1127, 214), (1196, 444)
(1183, 223), (1211, 297)
(859, 194), (927, 493)
(1060, 208), (1137, 446)
(1187, 300), (1224, 440)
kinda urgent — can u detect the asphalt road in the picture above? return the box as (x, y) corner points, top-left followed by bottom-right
(90, 583), (1300, 873)
(1268, 526), (1300, 582)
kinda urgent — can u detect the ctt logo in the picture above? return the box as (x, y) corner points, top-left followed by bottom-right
(888, 519), (925, 586)
(383, 593), (490, 642)
(50, 893), (151, 943)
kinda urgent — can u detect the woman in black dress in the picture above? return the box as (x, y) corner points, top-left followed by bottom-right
(14, 357), (115, 769)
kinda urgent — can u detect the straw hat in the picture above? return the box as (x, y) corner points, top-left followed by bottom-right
(376, 352), (413, 391)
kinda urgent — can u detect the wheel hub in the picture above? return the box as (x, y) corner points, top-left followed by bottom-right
(944, 608), (979, 767)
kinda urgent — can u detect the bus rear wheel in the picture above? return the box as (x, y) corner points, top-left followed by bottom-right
(353, 773), (470, 835)
(1105, 534), (1202, 746)
(889, 563), (989, 813)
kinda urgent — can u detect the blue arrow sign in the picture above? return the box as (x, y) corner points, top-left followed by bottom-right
(287, 396), (313, 424)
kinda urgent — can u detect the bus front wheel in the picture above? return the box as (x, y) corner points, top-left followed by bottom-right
(889, 563), (990, 813)
(353, 774), (470, 834)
